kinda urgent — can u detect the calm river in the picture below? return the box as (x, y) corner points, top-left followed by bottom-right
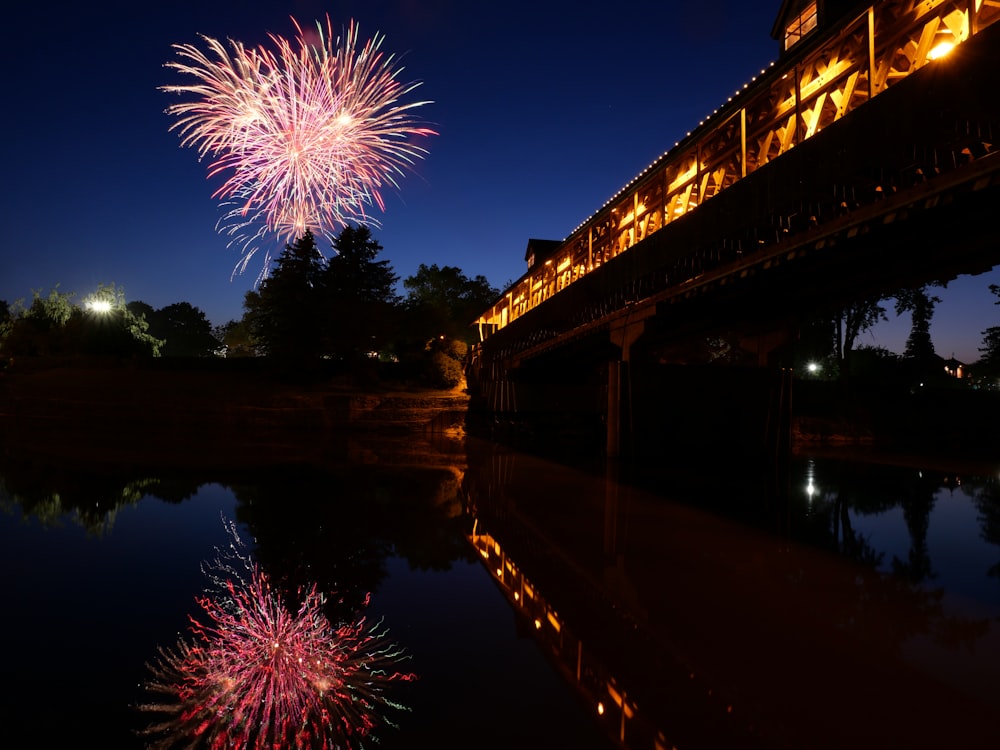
(1, 436), (998, 749)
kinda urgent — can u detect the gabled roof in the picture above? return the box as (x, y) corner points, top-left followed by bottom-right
(524, 238), (561, 264)
(771, 0), (808, 40)
(770, 1), (868, 49)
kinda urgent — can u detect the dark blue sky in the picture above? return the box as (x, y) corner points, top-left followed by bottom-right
(2, 1), (996, 360)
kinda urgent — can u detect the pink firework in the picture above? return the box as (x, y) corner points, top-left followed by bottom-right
(161, 16), (436, 276)
(138, 523), (416, 749)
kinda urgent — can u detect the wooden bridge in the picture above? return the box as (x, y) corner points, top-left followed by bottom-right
(467, 0), (1000, 459)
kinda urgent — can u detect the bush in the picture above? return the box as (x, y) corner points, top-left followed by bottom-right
(425, 350), (464, 388)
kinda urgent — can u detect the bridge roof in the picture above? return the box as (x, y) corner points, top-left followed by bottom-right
(771, 0), (869, 49)
(524, 238), (561, 265)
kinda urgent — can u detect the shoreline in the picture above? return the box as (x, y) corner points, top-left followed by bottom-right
(2, 358), (997, 476)
(0, 358), (470, 469)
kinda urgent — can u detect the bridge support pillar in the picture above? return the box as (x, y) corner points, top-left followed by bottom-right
(607, 318), (646, 458)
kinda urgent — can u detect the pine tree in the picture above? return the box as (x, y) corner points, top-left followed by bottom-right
(895, 286), (941, 363)
(244, 231), (327, 360)
(321, 225), (400, 362)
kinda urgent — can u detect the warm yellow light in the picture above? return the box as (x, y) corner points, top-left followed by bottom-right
(546, 611), (561, 633)
(928, 41), (955, 60)
(668, 164), (697, 192)
(608, 684), (624, 707)
(597, 702), (605, 715)
(87, 299), (112, 313)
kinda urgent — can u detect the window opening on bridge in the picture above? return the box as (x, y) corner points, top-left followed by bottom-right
(784, 1), (818, 51)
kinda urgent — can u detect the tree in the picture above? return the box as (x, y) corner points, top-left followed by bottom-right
(127, 300), (156, 322)
(321, 225), (401, 363)
(394, 264), (498, 388)
(243, 231), (328, 360)
(2, 283), (161, 357)
(402, 264), (500, 345)
(0, 300), (9, 358)
(241, 226), (401, 370)
(215, 319), (257, 357)
(834, 297), (889, 380)
(895, 285), (941, 362)
(2, 286), (78, 355)
(69, 283), (162, 357)
(144, 302), (219, 357)
(976, 283), (1000, 380)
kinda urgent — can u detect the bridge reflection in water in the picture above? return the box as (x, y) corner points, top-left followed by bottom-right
(462, 442), (1000, 750)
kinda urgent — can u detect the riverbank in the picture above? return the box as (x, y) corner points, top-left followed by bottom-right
(0, 357), (470, 469)
(2, 357), (997, 473)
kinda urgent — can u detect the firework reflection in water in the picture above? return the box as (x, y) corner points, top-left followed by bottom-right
(161, 15), (436, 279)
(138, 517), (415, 749)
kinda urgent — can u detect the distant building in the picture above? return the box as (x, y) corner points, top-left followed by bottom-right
(943, 356), (966, 379)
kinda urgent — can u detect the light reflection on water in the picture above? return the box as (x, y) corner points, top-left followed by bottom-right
(1, 443), (999, 749)
(0, 453), (606, 750)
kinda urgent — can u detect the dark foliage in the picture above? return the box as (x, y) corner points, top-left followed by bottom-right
(2, 286), (161, 358)
(243, 231), (329, 362)
(402, 263), (499, 347)
(133, 301), (220, 357)
(322, 225), (401, 363)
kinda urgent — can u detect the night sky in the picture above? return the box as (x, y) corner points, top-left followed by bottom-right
(2, 0), (997, 361)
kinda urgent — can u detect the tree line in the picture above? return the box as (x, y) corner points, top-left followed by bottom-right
(1, 224), (997, 388)
(784, 282), (1000, 389)
(0, 225), (499, 388)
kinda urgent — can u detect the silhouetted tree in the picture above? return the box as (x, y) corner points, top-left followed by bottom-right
(321, 225), (400, 364)
(402, 263), (499, 346)
(243, 231), (328, 360)
(144, 302), (219, 357)
(976, 283), (1000, 379)
(3, 287), (76, 355)
(895, 285), (941, 362)
(394, 264), (498, 386)
(240, 227), (404, 375)
(0, 300), (9, 365)
(2, 284), (161, 358)
(835, 297), (888, 378)
(126, 300), (155, 322)
(66, 283), (162, 357)
(215, 319), (257, 357)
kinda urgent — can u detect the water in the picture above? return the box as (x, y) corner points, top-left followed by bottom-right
(1, 440), (998, 750)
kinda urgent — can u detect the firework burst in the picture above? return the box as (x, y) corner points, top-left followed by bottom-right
(138, 519), (416, 749)
(161, 16), (435, 278)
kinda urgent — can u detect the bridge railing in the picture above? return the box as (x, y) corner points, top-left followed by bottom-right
(472, 0), (1000, 343)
